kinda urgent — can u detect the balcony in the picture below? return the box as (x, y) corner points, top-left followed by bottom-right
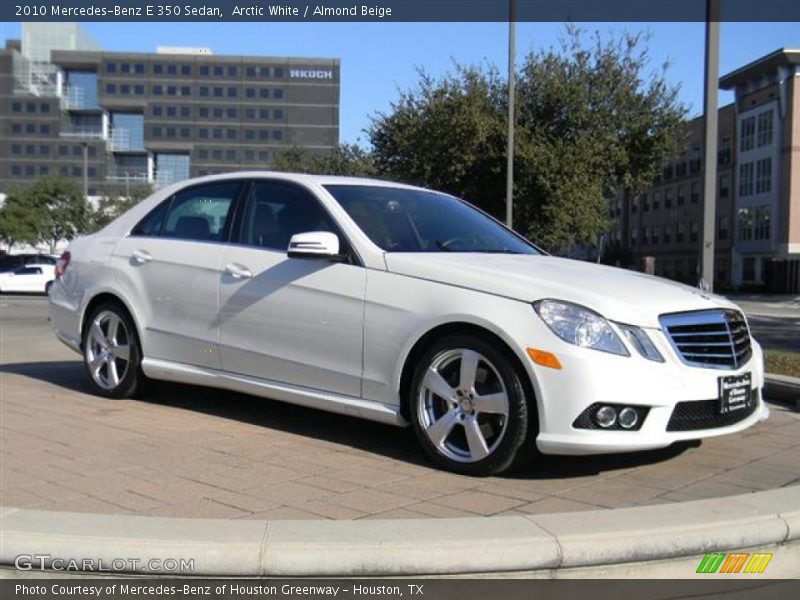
(109, 128), (145, 153)
(60, 125), (103, 139)
(60, 86), (99, 111)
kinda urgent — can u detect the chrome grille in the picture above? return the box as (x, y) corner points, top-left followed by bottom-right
(659, 309), (752, 369)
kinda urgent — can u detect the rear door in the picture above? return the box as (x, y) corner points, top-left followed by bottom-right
(217, 180), (366, 397)
(111, 180), (244, 369)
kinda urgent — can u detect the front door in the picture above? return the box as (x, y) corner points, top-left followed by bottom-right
(217, 180), (365, 397)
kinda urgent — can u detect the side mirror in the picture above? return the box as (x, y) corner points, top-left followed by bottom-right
(287, 231), (341, 260)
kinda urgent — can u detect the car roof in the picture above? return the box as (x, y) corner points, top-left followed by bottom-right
(176, 171), (430, 192)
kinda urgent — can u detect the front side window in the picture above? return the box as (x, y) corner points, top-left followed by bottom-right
(325, 185), (538, 254)
(163, 183), (241, 242)
(237, 182), (338, 251)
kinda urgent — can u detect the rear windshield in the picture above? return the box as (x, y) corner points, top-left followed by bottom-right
(324, 185), (538, 254)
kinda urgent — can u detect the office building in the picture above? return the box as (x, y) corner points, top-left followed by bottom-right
(1, 23), (340, 195)
(609, 48), (800, 292)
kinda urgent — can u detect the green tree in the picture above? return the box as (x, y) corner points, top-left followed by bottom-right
(369, 27), (687, 254)
(272, 143), (378, 177)
(24, 176), (89, 253)
(89, 184), (153, 231)
(0, 186), (47, 251)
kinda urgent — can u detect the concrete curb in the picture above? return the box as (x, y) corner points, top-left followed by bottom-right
(1, 486), (798, 576)
(765, 373), (800, 406)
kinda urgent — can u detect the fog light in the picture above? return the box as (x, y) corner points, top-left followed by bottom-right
(618, 407), (639, 429)
(595, 405), (617, 428)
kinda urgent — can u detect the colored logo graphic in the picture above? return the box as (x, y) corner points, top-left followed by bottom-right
(696, 552), (773, 574)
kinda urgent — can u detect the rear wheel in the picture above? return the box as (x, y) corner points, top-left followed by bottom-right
(409, 334), (531, 476)
(83, 302), (145, 398)
(44, 281), (53, 295)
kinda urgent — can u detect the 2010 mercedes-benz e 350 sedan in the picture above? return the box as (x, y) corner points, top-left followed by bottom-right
(49, 172), (768, 475)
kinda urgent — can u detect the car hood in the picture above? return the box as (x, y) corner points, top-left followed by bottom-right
(383, 253), (738, 328)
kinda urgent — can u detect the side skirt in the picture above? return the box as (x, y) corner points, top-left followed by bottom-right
(140, 357), (408, 427)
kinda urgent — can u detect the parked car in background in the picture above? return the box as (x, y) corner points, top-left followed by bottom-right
(0, 262), (56, 294)
(0, 253), (58, 273)
(49, 173), (767, 475)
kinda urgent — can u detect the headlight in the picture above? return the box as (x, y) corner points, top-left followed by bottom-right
(533, 300), (628, 356)
(617, 324), (664, 362)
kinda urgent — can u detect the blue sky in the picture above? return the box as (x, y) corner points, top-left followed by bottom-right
(1, 21), (798, 144)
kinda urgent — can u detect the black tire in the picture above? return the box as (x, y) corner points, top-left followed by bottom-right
(409, 333), (532, 476)
(44, 281), (53, 295)
(82, 301), (146, 399)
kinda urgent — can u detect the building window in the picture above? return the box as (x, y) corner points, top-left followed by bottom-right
(227, 66), (238, 77)
(120, 84), (130, 94)
(742, 257), (756, 282)
(199, 107), (209, 117)
(260, 67), (270, 77)
(106, 84), (116, 94)
(653, 190), (660, 210)
(691, 181), (700, 204)
(11, 102), (21, 112)
(167, 65), (177, 76)
(166, 127), (176, 138)
(213, 108), (223, 118)
(213, 87), (223, 97)
(245, 149), (255, 161)
(153, 85), (163, 95)
(275, 67), (284, 78)
(227, 87), (237, 98)
(718, 216), (728, 241)
(630, 228), (638, 246)
(12, 123), (21, 133)
(227, 129), (237, 140)
(180, 86), (190, 96)
(664, 187), (673, 208)
(754, 206), (771, 240)
(181, 65), (191, 76)
(106, 62), (116, 73)
(245, 130), (255, 140)
(167, 106), (177, 117)
(677, 185), (686, 206)
(663, 225), (671, 244)
(167, 86), (177, 96)
(25, 145), (35, 155)
(273, 130), (283, 141)
(245, 108), (255, 119)
(180, 128), (190, 138)
(642, 194), (649, 212)
(651, 226), (659, 245)
(260, 88), (269, 98)
(719, 174), (730, 199)
(755, 158), (772, 194)
(200, 65), (210, 76)
(152, 126), (162, 137)
(213, 129), (222, 139)
(199, 129), (208, 138)
(198, 148), (208, 160)
(226, 108), (237, 118)
(259, 130), (269, 140)
(740, 116), (755, 152)
(273, 109), (284, 120)
(676, 222), (685, 243)
(59, 145), (68, 155)
(274, 89), (284, 99)
(213, 66), (223, 76)
(738, 207), (754, 241)
(739, 162), (754, 197)
(11, 144), (21, 155)
(212, 149), (222, 160)
(690, 221), (699, 242)
(225, 149), (236, 161)
(25, 123), (35, 133)
(135, 63), (145, 74)
(180, 106), (191, 117)
(719, 137), (731, 164)
(259, 109), (269, 119)
(757, 110), (773, 147)
(39, 124), (50, 134)
(134, 85), (144, 95)
(40, 103), (50, 113)
(121, 63), (131, 74)
(246, 67), (256, 77)
(153, 106), (163, 116)
(246, 88), (256, 98)
(39, 145), (50, 155)
(10, 165), (21, 176)
(200, 86), (209, 97)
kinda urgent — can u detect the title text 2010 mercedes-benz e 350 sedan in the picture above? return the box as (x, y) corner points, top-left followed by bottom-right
(49, 172), (768, 475)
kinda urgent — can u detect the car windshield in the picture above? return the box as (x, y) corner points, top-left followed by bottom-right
(324, 185), (539, 254)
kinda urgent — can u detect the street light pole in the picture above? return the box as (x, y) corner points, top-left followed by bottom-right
(505, 0), (516, 229)
(701, 0), (721, 291)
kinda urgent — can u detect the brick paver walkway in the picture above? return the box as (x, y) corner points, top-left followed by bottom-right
(2, 296), (799, 520)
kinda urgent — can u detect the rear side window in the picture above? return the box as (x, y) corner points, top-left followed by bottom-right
(162, 182), (241, 242)
(131, 200), (169, 237)
(130, 182), (242, 241)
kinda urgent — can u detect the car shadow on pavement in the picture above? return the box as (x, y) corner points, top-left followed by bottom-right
(1, 360), (696, 479)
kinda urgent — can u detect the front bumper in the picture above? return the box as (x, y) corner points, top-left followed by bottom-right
(524, 321), (768, 456)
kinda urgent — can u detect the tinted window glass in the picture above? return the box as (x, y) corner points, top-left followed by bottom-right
(238, 182), (337, 251)
(325, 185), (538, 254)
(15, 267), (42, 275)
(131, 199), (170, 237)
(163, 182), (240, 242)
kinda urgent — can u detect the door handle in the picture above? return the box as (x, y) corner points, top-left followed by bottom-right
(132, 249), (153, 264)
(224, 263), (252, 280)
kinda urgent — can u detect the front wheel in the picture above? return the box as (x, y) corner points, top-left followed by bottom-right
(83, 302), (145, 398)
(409, 334), (531, 476)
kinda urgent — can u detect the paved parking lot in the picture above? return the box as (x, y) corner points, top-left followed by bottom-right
(1, 295), (799, 520)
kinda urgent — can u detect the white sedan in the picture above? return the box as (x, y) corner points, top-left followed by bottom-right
(48, 173), (767, 475)
(0, 263), (56, 294)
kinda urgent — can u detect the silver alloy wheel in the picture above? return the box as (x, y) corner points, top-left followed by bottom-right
(417, 348), (510, 463)
(85, 310), (131, 390)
